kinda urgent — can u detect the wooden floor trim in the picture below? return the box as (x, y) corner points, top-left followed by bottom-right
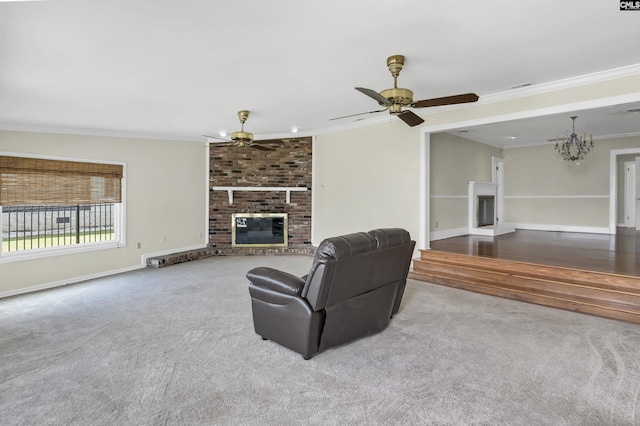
(411, 248), (640, 325)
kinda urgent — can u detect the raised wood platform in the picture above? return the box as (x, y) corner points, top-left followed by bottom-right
(410, 230), (640, 324)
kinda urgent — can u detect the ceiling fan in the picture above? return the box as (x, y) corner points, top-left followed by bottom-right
(204, 110), (276, 151)
(332, 55), (479, 127)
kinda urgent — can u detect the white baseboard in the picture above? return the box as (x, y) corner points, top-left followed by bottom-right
(430, 227), (469, 241)
(0, 244), (209, 300)
(512, 223), (611, 234)
(429, 223), (613, 244)
(0, 264), (146, 299)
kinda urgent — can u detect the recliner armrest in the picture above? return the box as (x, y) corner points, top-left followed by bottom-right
(246, 267), (306, 296)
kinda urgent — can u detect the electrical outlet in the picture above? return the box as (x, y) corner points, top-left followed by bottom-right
(161, 236), (166, 243)
(136, 242), (141, 249)
(435, 221), (439, 228)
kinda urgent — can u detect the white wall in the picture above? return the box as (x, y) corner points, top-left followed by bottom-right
(430, 133), (502, 232)
(313, 121), (421, 246)
(502, 136), (640, 232)
(0, 130), (207, 297)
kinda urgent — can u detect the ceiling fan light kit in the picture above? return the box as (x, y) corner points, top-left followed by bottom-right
(204, 110), (275, 151)
(230, 110), (253, 146)
(331, 54), (480, 127)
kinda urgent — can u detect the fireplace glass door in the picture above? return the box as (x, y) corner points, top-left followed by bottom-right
(231, 213), (288, 247)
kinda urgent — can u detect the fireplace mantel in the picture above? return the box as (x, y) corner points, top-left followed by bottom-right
(468, 181), (515, 237)
(211, 186), (308, 204)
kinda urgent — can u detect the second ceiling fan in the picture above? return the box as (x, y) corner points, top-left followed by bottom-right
(333, 55), (479, 127)
(204, 110), (276, 151)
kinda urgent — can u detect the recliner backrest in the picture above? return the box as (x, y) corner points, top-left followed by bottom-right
(368, 228), (415, 287)
(301, 229), (415, 312)
(302, 232), (378, 311)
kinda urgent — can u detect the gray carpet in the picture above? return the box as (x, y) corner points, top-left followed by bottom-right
(1, 255), (639, 426)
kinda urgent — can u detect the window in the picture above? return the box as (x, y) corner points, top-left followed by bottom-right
(0, 154), (125, 259)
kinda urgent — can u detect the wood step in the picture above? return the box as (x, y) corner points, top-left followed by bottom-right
(410, 250), (640, 324)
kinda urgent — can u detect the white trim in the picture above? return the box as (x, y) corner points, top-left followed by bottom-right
(623, 160), (636, 228)
(0, 241), (122, 264)
(472, 64), (640, 105)
(0, 264), (146, 299)
(119, 161), (127, 247)
(609, 147), (640, 233)
(504, 195), (609, 199)
(513, 223), (610, 234)
(311, 135), (318, 246)
(0, 123), (211, 143)
(204, 143), (211, 245)
(419, 133), (430, 251)
(420, 92), (640, 145)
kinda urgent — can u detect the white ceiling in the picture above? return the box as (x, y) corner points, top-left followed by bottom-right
(1, 0), (640, 146)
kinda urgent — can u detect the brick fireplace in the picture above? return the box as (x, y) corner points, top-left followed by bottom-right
(209, 137), (313, 255)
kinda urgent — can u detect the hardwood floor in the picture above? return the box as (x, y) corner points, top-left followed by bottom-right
(411, 228), (640, 324)
(428, 228), (640, 277)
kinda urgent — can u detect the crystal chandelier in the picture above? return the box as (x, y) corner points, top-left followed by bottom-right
(554, 116), (594, 165)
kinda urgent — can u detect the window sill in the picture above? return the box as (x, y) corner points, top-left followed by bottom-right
(0, 241), (123, 264)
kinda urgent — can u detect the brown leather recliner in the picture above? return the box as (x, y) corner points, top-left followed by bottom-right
(246, 228), (415, 359)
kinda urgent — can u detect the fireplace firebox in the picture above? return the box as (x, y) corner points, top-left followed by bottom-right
(231, 213), (288, 247)
(477, 195), (495, 227)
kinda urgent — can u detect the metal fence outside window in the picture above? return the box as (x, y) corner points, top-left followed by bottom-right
(1, 204), (116, 252)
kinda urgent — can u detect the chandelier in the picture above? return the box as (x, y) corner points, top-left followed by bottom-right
(554, 116), (594, 165)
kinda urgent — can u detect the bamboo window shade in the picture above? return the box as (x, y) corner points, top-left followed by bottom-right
(0, 156), (123, 206)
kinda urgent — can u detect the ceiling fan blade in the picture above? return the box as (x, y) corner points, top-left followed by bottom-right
(397, 110), (424, 127)
(329, 107), (389, 121)
(412, 93), (479, 108)
(252, 144), (275, 151)
(355, 87), (392, 106)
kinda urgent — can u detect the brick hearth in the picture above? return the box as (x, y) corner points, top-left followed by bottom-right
(209, 137), (313, 255)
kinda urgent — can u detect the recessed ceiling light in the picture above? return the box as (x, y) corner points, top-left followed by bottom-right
(219, 131), (227, 137)
(458, 130), (469, 133)
(291, 128), (299, 133)
(508, 136), (517, 139)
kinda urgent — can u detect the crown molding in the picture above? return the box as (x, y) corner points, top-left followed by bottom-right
(0, 122), (204, 143)
(477, 63), (640, 105)
(3, 64), (640, 141)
